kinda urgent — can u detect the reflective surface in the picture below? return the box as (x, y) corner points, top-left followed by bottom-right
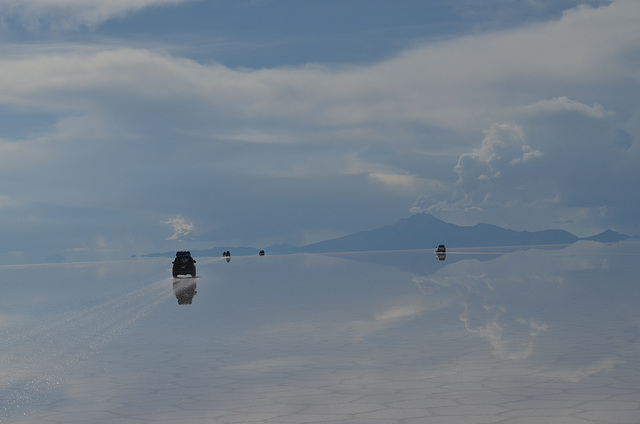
(1, 241), (639, 423)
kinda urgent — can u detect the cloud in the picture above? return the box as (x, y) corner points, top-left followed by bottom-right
(2, 1), (636, 146)
(518, 96), (614, 119)
(412, 89), (639, 233)
(161, 215), (193, 240)
(413, 123), (544, 217)
(0, 0), (193, 30)
(368, 173), (419, 191)
(374, 303), (425, 322)
(455, 123), (539, 183)
(1, 0), (638, 146)
(0, 0), (639, 261)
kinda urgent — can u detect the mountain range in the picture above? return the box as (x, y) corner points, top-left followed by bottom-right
(142, 213), (633, 258)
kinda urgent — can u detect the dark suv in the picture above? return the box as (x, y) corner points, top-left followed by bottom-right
(172, 251), (196, 277)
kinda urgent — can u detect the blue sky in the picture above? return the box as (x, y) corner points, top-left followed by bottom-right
(0, 0), (638, 263)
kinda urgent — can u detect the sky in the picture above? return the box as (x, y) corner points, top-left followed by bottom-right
(0, 0), (638, 264)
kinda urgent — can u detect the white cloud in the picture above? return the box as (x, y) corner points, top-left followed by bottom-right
(518, 96), (614, 119)
(0, 0), (638, 146)
(161, 215), (193, 240)
(411, 107), (633, 232)
(455, 122), (541, 186)
(374, 303), (424, 322)
(368, 172), (447, 197)
(368, 173), (419, 190)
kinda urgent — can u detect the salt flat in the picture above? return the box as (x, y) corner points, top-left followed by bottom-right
(0, 241), (638, 423)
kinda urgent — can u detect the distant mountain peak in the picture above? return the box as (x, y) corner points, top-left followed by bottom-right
(582, 230), (629, 243)
(299, 213), (580, 253)
(143, 213), (631, 258)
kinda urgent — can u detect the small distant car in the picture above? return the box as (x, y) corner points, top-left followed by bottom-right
(436, 244), (446, 253)
(172, 251), (196, 277)
(259, 250), (265, 256)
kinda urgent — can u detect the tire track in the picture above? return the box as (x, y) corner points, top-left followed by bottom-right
(0, 276), (174, 422)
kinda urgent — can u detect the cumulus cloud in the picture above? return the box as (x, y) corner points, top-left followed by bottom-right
(161, 215), (193, 240)
(412, 123), (544, 218)
(455, 123), (542, 184)
(411, 94), (638, 233)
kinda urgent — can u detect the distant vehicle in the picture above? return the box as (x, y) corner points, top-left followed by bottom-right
(173, 251), (196, 278)
(223, 251), (231, 262)
(435, 244), (446, 261)
(259, 250), (265, 256)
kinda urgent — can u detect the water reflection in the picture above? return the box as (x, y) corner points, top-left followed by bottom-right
(173, 278), (197, 305)
(407, 242), (640, 374)
(1, 242), (638, 423)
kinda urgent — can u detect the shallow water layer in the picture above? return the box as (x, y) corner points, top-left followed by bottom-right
(0, 241), (639, 423)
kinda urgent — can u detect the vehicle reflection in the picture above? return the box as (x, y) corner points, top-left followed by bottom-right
(435, 252), (446, 261)
(173, 279), (197, 305)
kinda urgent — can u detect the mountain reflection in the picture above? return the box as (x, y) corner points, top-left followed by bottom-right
(173, 279), (197, 305)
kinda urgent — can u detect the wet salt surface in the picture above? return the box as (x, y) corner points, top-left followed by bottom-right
(0, 241), (639, 423)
